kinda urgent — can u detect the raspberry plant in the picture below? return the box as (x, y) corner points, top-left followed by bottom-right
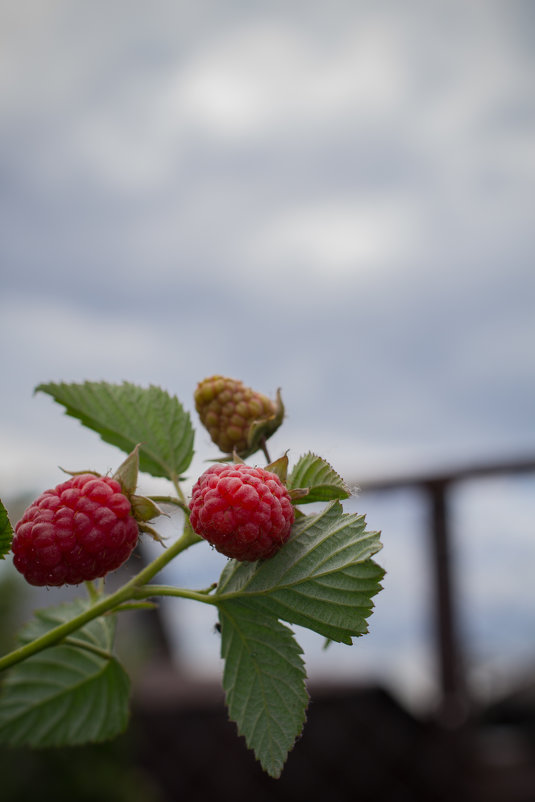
(0, 378), (384, 778)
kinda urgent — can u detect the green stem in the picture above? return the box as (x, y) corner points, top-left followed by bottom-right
(132, 585), (218, 605)
(85, 581), (100, 603)
(149, 495), (189, 514)
(171, 475), (188, 508)
(198, 582), (218, 594)
(112, 601), (159, 613)
(63, 637), (113, 661)
(0, 524), (202, 674)
(260, 436), (271, 464)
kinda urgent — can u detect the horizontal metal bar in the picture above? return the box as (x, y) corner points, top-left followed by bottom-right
(352, 455), (535, 493)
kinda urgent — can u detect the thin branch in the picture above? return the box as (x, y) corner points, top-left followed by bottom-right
(260, 436), (272, 464)
(132, 585), (218, 605)
(63, 637), (113, 661)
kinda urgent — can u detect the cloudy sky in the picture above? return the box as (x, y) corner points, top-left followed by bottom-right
(1, 0), (534, 709)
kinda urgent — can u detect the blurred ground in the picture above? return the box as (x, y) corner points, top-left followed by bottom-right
(2, 673), (535, 802)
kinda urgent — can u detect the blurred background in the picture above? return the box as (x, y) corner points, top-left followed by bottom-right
(1, 1), (534, 799)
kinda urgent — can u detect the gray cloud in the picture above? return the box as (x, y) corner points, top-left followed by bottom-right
(1, 0), (534, 485)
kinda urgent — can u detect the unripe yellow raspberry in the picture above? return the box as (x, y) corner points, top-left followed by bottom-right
(194, 376), (283, 457)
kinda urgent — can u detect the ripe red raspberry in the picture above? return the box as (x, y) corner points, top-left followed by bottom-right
(194, 376), (280, 456)
(189, 463), (295, 562)
(12, 474), (139, 587)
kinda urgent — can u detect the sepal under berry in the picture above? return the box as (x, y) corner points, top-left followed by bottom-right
(137, 522), (166, 546)
(246, 388), (285, 457)
(264, 452), (289, 482)
(264, 454), (309, 502)
(113, 444), (141, 497)
(112, 445), (166, 528)
(130, 494), (165, 523)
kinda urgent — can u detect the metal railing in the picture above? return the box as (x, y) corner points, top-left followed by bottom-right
(355, 455), (535, 727)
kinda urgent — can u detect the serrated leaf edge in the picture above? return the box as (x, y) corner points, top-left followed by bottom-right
(287, 452), (350, 503)
(219, 601), (308, 777)
(0, 499), (13, 559)
(36, 380), (195, 479)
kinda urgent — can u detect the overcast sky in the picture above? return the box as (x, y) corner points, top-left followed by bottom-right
(1, 0), (534, 708)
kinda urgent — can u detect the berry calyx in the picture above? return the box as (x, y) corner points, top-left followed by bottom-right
(194, 376), (284, 457)
(12, 474), (140, 586)
(189, 463), (295, 562)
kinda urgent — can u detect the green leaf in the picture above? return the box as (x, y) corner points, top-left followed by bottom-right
(240, 560), (384, 644)
(0, 599), (130, 747)
(216, 502), (383, 643)
(0, 500), (13, 559)
(17, 598), (115, 650)
(287, 452), (350, 503)
(36, 381), (194, 480)
(219, 600), (308, 778)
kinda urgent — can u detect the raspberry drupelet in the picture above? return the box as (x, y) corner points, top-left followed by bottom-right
(12, 473), (139, 586)
(189, 463), (294, 562)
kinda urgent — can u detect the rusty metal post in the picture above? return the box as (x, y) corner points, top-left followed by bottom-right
(427, 479), (468, 727)
(356, 457), (535, 729)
